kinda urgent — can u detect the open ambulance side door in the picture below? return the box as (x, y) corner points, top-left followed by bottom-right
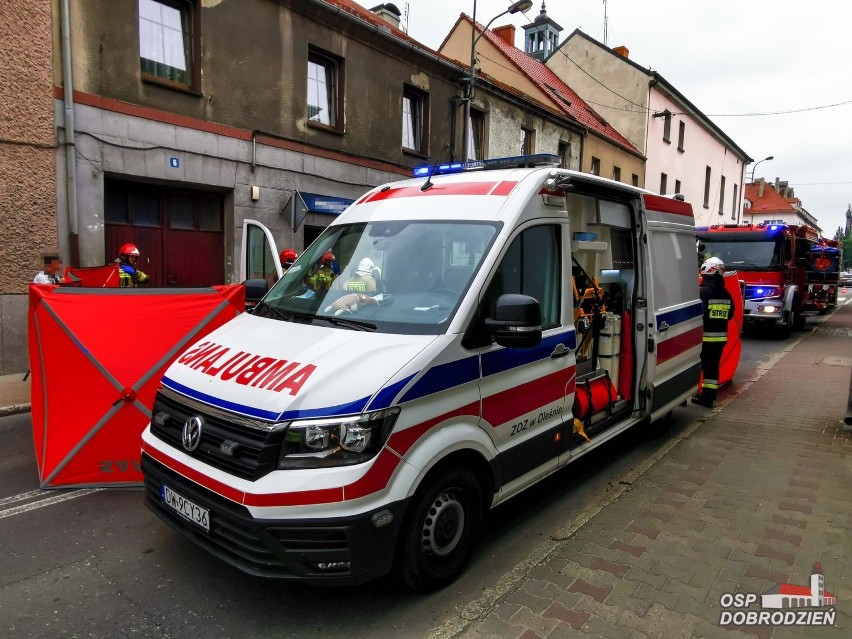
(239, 219), (283, 285)
(642, 195), (703, 420)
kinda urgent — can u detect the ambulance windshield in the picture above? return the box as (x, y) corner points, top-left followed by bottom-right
(255, 220), (500, 334)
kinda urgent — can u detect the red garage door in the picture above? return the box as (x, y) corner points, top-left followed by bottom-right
(105, 180), (225, 287)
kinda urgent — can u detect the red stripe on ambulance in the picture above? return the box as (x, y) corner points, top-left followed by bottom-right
(363, 182), (509, 202)
(656, 325), (703, 364)
(642, 193), (693, 217)
(481, 367), (575, 427)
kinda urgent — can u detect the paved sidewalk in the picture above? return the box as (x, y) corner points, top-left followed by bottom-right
(438, 306), (852, 639)
(0, 371), (30, 417)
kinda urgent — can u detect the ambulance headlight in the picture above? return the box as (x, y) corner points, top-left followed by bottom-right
(277, 407), (400, 469)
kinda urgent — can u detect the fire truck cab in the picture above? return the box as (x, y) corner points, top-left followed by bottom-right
(696, 222), (839, 337)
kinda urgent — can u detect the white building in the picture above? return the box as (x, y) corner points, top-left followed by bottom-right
(761, 562), (836, 609)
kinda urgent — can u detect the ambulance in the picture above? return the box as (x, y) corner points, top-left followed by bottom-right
(141, 154), (703, 591)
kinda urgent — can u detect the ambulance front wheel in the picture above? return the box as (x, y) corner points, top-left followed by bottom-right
(396, 466), (484, 592)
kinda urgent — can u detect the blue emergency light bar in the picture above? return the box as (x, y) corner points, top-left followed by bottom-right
(412, 153), (561, 177)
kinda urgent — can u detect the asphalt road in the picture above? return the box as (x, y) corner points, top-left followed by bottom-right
(0, 307), (839, 639)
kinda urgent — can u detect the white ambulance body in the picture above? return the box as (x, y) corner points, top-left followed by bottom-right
(141, 155), (702, 591)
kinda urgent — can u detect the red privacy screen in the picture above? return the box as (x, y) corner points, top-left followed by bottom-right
(28, 284), (245, 488)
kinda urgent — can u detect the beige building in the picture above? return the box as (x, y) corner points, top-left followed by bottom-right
(546, 29), (751, 227)
(439, 10), (644, 184)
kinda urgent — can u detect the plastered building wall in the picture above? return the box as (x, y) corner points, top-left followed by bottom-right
(0, 0), (56, 374)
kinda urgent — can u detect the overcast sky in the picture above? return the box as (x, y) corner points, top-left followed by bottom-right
(355, 0), (852, 236)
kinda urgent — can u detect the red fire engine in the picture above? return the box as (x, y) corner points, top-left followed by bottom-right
(696, 223), (840, 337)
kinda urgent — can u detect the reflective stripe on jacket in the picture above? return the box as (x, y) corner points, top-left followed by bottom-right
(700, 276), (733, 342)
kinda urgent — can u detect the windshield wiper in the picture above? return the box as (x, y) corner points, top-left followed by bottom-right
(313, 315), (377, 331)
(728, 262), (771, 271)
(254, 300), (289, 321)
(255, 302), (376, 330)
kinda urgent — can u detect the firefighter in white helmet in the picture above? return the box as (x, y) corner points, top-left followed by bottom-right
(692, 257), (733, 408)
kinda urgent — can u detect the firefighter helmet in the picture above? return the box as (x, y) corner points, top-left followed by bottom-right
(700, 256), (725, 276)
(280, 249), (298, 267)
(119, 243), (140, 259)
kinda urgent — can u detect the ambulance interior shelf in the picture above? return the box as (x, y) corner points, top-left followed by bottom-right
(569, 243), (633, 446)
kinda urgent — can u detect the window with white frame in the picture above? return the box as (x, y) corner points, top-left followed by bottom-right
(139, 0), (195, 87)
(307, 48), (341, 128)
(732, 184), (739, 220)
(402, 86), (428, 153)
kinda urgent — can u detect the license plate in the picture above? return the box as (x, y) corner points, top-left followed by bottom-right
(161, 484), (210, 532)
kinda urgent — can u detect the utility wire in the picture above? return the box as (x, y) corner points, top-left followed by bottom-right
(515, 11), (852, 118)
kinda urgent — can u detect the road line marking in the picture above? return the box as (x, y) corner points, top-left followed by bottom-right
(0, 489), (102, 519)
(0, 489), (44, 506)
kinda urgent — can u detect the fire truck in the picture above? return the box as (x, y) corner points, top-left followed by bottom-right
(696, 223), (840, 337)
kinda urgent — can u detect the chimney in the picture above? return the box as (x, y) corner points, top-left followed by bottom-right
(758, 178), (765, 198)
(370, 3), (401, 29)
(613, 45), (629, 58)
(493, 24), (516, 47)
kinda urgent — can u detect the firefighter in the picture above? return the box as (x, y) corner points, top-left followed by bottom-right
(342, 257), (377, 292)
(692, 257), (733, 408)
(280, 248), (298, 272)
(306, 249), (337, 291)
(117, 243), (149, 288)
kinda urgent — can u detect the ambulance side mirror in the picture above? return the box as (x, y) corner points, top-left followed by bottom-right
(243, 278), (269, 312)
(484, 294), (542, 348)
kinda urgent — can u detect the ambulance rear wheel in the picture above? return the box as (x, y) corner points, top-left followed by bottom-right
(396, 467), (483, 592)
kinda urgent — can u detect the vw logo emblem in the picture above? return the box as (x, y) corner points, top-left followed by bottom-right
(182, 416), (204, 452)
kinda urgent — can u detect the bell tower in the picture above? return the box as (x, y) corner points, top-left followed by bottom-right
(523, 1), (563, 61)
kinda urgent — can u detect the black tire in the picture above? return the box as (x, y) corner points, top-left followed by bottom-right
(775, 312), (793, 339)
(793, 311), (806, 330)
(396, 467), (484, 592)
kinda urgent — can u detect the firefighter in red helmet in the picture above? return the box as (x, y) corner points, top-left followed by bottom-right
(280, 248), (298, 272)
(117, 242), (149, 288)
(306, 249), (337, 291)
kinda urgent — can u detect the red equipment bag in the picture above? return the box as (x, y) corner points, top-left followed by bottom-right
(573, 373), (617, 421)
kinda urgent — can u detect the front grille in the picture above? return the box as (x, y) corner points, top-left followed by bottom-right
(151, 389), (284, 481)
(142, 455), (362, 580)
(142, 454), (290, 575)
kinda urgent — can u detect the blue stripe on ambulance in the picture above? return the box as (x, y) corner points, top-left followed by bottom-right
(400, 356), (480, 403)
(481, 332), (575, 377)
(367, 374), (416, 411)
(656, 301), (702, 330)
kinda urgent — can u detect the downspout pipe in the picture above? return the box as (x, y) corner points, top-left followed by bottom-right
(60, 0), (79, 262)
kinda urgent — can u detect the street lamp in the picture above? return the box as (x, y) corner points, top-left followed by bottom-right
(463, 0), (534, 160)
(749, 155), (774, 183)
